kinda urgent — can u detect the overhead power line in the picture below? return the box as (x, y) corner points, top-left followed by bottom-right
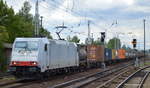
(43, 0), (83, 17)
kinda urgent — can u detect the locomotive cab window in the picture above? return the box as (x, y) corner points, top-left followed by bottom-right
(44, 44), (47, 51)
(14, 41), (38, 51)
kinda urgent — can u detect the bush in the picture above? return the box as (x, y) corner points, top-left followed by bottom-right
(0, 42), (7, 72)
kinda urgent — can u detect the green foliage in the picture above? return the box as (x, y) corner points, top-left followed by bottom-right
(18, 1), (33, 22)
(107, 37), (121, 49)
(40, 27), (53, 39)
(0, 26), (9, 42)
(67, 35), (71, 42)
(0, 0), (14, 71)
(122, 45), (131, 50)
(92, 38), (103, 45)
(122, 45), (127, 50)
(0, 0), (35, 43)
(0, 41), (7, 72)
(7, 15), (34, 43)
(67, 35), (80, 43)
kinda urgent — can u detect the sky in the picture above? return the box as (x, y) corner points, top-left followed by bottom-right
(4, 0), (150, 50)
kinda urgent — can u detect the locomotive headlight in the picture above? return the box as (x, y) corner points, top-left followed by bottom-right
(11, 61), (16, 65)
(13, 62), (16, 65)
(33, 62), (36, 65)
(24, 52), (27, 55)
(30, 61), (38, 66)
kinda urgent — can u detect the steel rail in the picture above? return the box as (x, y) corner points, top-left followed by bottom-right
(49, 62), (133, 88)
(96, 68), (132, 88)
(138, 71), (150, 88)
(0, 79), (23, 87)
(116, 66), (150, 88)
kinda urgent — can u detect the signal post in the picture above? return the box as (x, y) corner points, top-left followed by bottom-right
(132, 39), (139, 67)
(101, 32), (106, 69)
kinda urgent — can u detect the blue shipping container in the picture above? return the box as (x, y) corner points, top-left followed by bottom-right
(105, 48), (112, 61)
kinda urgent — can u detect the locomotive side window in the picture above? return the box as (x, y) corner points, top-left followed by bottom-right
(44, 44), (47, 51)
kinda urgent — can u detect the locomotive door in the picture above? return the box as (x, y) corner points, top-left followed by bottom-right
(47, 44), (50, 69)
(44, 44), (49, 69)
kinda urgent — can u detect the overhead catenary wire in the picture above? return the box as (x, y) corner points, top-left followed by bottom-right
(10, 0), (146, 46)
(42, 0), (83, 17)
(39, 0), (87, 27)
(39, 0), (110, 33)
(38, 1), (85, 31)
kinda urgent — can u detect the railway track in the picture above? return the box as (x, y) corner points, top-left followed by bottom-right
(0, 79), (38, 88)
(0, 62), (134, 88)
(95, 66), (138, 88)
(48, 62), (134, 88)
(0, 79), (24, 88)
(116, 66), (150, 88)
(0, 73), (12, 79)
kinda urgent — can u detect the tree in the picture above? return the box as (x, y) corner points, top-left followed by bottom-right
(67, 35), (80, 43)
(67, 35), (71, 41)
(0, 1), (35, 43)
(0, 26), (8, 72)
(6, 14), (34, 43)
(39, 27), (53, 39)
(0, 0), (15, 71)
(0, 26), (9, 42)
(85, 38), (93, 45)
(18, 1), (33, 22)
(92, 38), (103, 45)
(107, 37), (121, 49)
(126, 47), (131, 50)
(122, 45), (127, 50)
(0, 41), (6, 72)
(0, 0), (14, 27)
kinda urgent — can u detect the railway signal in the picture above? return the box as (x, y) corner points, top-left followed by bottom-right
(101, 32), (105, 43)
(132, 39), (137, 48)
(100, 32), (106, 69)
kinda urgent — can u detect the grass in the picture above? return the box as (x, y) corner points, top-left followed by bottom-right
(139, 60), (150, 67)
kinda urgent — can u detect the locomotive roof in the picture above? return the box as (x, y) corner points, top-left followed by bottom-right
(15, 38), (46, 41)
(49, 39), (76, 46)
(15, 38), (76, 46)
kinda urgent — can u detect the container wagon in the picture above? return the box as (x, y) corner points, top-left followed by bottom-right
(87, 45), (105, 67)
(77, 44), (87, 67)
(104, 48), (112, 61)
(117, 49), (126, 59)
(104, 48), (112, 64)
(112, 49), (117, 60)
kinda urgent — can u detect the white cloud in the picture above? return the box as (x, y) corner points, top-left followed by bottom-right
(4, 0), (27, 12)
(38, 0), (83, 27)
(121, 0), (134, 5)
(78, 0), (135, 10)
(125, 5), (150, 13)
(4, 0), (150, 49)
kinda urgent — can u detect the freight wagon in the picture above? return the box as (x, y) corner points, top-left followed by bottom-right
(104, 48), (112, 61)
(87, 45), (104, 67)
(112, 49), (117, 60)
(117, 49), (126, 59)
(77, 44), (87, 67)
